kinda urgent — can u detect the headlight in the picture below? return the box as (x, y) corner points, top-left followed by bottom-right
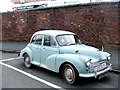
(85, 59), (92, 67)
(86, 61), (91, 67)
(106, 55), (111, 65)
(107, 56), (111, 60)
(85, 59), (91, 73)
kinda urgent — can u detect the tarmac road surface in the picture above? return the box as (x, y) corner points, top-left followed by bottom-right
(0, 41), (120, 89)
(0, 50), (119, 89)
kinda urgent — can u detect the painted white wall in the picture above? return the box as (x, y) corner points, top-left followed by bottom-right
(0, 0), (13, 12)
(0, 0), (119, 12)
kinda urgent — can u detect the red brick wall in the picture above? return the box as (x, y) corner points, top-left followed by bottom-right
(1, 2), (120, 48)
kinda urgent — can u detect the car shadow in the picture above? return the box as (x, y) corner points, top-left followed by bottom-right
(76, 76), (110, 85)
(19, 62), (113, 88)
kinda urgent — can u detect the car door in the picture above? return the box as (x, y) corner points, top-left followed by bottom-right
(30, 34), (43, 66)
(40, 35), (59, 70)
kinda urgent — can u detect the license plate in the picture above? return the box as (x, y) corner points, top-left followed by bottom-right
(94, 62), (106, 71)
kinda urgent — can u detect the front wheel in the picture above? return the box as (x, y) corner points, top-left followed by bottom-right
(62, 64), (78, 84)
(23, 54), (32, 68)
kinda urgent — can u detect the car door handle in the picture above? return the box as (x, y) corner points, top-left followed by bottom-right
(42, 47), (46, 49)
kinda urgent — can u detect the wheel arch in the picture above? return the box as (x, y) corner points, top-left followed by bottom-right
(59, 62), (79, 75)
(56, 54), (85, 74)
(22, 52), (28, 57)
(20, 47), (33, 61)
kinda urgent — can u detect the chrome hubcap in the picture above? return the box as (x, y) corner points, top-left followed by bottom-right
(25, 57), (30, 67)
(64, 67), (74, 82)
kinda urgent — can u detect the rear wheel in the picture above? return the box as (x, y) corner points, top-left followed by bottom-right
(23, 54), (32, 68)
(62, 64), (78, 84)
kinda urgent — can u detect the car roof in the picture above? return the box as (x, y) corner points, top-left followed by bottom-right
(33, 30), (75, 37)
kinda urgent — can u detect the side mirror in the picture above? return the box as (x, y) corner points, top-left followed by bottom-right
(101, 46), (104, 51)
(99, 45), (104, 51)
(92, 44), (104, 51)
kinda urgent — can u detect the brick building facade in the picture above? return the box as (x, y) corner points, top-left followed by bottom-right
(1, 2), (120, 48)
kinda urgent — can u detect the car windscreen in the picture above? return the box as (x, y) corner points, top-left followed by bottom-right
(56, 34), (81, 46)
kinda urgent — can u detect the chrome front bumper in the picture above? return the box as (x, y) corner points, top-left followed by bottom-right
(79, 64), (112, 78)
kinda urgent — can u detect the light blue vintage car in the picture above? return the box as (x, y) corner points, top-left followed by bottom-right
(20, 30), (112, 84)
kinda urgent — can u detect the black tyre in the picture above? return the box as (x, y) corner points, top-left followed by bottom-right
(23, 54), (32, 68)
(62, 64), (78, 84)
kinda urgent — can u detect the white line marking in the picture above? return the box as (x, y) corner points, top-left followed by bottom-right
(0, 62), (65, 90)
(1, 57), (22, 62)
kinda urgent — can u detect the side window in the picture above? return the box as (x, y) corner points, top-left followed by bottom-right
(44, 35), (56, 46)
(31, 36), (36, 43)
(31, 34), (43, 45)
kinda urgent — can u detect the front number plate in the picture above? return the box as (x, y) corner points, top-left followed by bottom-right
(94, 62), (106, 71)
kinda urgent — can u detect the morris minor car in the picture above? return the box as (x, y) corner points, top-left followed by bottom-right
(20, 30), (112, 84)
